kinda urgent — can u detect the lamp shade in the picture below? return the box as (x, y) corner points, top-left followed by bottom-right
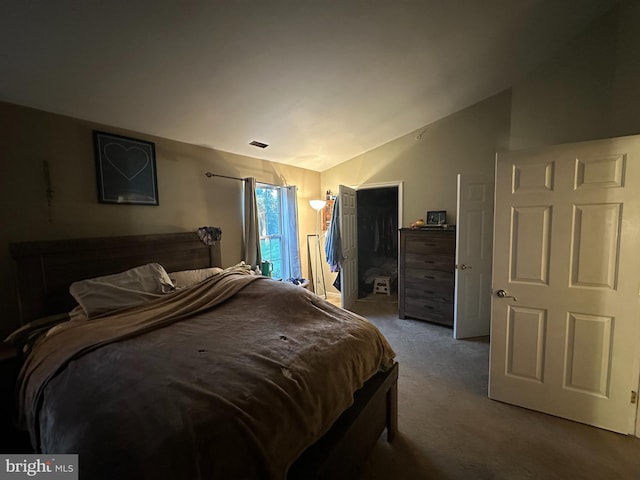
(309, 199), (327, 211)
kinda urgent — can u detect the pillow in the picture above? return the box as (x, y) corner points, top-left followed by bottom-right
(169, 267), (223, 289)
(69, 263), (174, 318)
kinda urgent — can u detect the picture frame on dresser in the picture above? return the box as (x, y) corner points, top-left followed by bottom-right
(426, 210), (447, 225)
(93, 130), (159, 206)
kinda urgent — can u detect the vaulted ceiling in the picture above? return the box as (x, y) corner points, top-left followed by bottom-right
(0, 1), (617, 171)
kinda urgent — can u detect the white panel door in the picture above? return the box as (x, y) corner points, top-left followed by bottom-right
(490, 136), (640, 434)
(454, 173), (495, 339)
(339, 185), (358, 311)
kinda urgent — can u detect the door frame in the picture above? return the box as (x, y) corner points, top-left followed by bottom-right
(353, 180), (404, 227)
(348, 181), (404, 300)
(637, 377), (640, 437)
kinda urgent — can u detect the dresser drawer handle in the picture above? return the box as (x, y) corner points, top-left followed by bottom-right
(423, 243), (437, 247)
(424, 275), (435, 279)
(424, 290), (435, 295)
(423, 305), (434, 310)
(423, 260), (435, 264)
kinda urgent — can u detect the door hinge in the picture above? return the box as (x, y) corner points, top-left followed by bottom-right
(631, 391), (637, 404)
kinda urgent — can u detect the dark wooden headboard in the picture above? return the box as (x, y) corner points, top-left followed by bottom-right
(9, 232), (222, 324)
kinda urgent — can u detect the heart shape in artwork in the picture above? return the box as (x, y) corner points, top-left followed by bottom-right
(103, 143), (150, 181)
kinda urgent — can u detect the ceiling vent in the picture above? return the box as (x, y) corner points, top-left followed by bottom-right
(249, 140), (269, 149)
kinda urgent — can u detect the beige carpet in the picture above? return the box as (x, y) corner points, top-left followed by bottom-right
(350, 299), (640, 480)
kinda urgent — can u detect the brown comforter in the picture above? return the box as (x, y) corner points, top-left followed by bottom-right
(18, 269), (395, 479)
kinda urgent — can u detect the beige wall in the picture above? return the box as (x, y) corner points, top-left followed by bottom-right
(320, 91), (511, 294)
(321, 0), (640, 236)
(4, 1), (639, 333)
(319, 0), (640, 297)
(510, 0), (640, 150)
(321, 90), (512, 228)
(0, 102), (320, 336)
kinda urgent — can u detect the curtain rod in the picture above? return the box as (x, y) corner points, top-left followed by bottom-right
(204, 171), (285, 188)
(205, 172), (244, 182)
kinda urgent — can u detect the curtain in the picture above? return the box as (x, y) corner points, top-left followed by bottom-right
(242, 177), (261, 268)
(281, 185), (302, 280)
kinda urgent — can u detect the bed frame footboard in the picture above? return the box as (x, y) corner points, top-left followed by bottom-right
(288, 362), (399, 480)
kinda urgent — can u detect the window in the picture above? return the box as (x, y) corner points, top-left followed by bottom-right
(255, 184), (301, 281)
(256, 184), (286, 279)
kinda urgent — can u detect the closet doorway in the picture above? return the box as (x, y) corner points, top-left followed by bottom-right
(356, 183), (401, 302)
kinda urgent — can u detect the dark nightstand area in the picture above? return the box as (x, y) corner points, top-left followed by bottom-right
(0, 344), (32, 453)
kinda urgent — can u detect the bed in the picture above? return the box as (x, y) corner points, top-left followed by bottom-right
(7, 231), (398, 480)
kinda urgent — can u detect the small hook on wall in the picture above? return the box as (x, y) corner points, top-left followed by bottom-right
(43, 160), (54, 223)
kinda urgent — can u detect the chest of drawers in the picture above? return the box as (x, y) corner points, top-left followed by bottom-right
(399, 228), (455, 326)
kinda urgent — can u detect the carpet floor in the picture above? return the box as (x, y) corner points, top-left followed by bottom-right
(350, 298), (640, 480)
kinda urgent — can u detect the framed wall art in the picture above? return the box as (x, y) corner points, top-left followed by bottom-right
(93, 131), (159, 205)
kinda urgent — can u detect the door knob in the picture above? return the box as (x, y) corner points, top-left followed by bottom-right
(457, 264), (472, 270)
(496, 289), (517, 301)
